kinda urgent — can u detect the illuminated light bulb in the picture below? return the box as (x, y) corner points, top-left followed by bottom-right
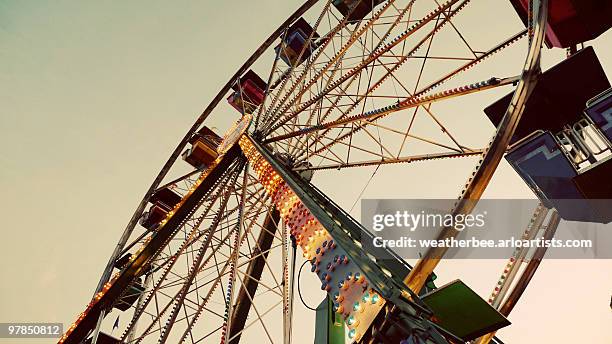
(371, 294), (380, 304)
(361, 294), (371, 303)
(332, 302), (339, 312)
(353, 301), (361, 311)
(348, 329), (357, 339)
(347, 315), (356, 326)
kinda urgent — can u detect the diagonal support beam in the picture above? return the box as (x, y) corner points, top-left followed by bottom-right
(240, 135), (449, 343)
(228, 208), (281, 344)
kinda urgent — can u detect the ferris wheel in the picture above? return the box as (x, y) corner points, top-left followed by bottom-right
(59, 0), (612, 343)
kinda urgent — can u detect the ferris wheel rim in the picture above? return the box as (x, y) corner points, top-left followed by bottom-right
(62, 1), (555, 343)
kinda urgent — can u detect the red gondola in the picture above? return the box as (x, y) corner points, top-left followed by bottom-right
(332, 0), (385, 22)
(227, 70), (267, 114)
(274, 17), (320, 66)
(509, 0), (612, 48)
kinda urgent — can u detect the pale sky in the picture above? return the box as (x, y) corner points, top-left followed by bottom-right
(1, 1), (611, 343)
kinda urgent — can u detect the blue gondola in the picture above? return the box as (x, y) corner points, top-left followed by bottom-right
(585, 88), (612, 142)
(485, 47), (612, 223)
(114, 277), (145, 311)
